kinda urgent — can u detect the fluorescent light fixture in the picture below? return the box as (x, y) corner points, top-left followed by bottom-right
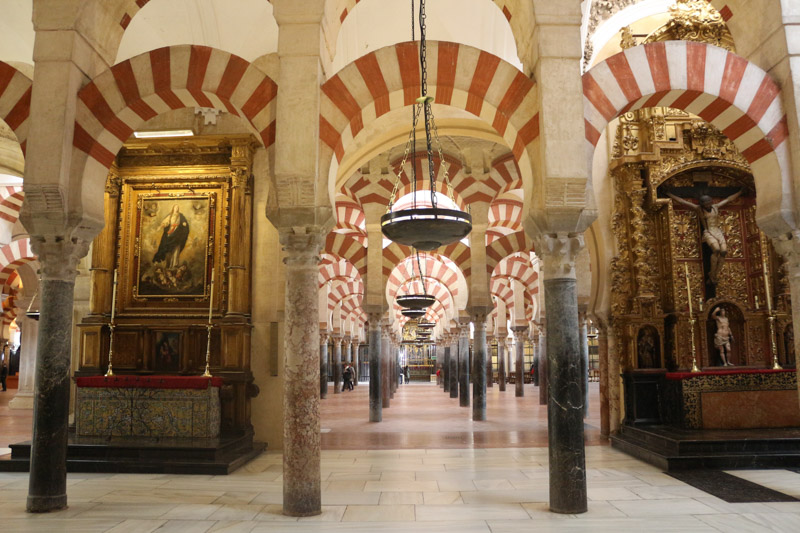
(133, 129), (194, 139)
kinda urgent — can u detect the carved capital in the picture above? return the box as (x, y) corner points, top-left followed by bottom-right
(511, 325), (529, 341)
(280, 230), (324, 268)
(30, 236), (90, 282)
(319, 332), (330, 345)
(105, 166), (121, 198)
(533, 233), (585, 280)
(774, 230), (800, 280)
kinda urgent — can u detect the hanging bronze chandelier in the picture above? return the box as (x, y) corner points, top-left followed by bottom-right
(397, 250), (435, 310)
(381, 0), (472, 251)
(401, 308), (427, 319)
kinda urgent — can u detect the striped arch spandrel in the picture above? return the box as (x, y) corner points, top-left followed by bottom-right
(0, 61), (32, 156)
(583, 40), (794, 237)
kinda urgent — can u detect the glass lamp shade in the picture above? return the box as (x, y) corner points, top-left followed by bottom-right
(381, 207), (472, 251)
(396, 294), (436, 309)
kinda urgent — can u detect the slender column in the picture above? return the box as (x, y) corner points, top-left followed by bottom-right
(472, 314), (488, 420)
(486, 335), (494, 389)
(607, 326), (621, 434)
(596, 323), (610, 437)
(458, 323), (470, 407)
(449, 338), (459, 398)
(280, 232), (323, 517)
(26, 240), (87, 513)
(443, 345), (450, 392)
(9, 304), (39, 409)
(390, 340), (397, 396)
(352, 341), (359, 386)
(498, 339), (506, 391)
(368, 313), (382, 422)
(227, 140), (255, 315)
(535, 233), (587, 514)
(512, 327), (527, 397)
(579, 313), (589, 418)
(538, 323), (548, 406)
(774, 235), (800, 406)
(381, 326), (390, 408)
(319, 333), (329, 399)
(332, 336), (342, 394)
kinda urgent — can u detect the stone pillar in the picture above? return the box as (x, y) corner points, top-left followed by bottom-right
(319, 333), (329, 399)
(332, 336), (342, 394)
(390, 339), (397, 396)
(512, 326), (527, 397)
(579, 313), (589, 418)
(443, 344), (450, 393)
(498, 339), (506, 391)
(381, 326), (390, 408)
(280, 232), (323, 517)
(458, 323), (470, 407)
(538, 323), (548, 406)
(25, 240), (88, 512)
(227, 139), (255, 315)
(486, 335), (494, 389)
(9, 305), (39, 409)
(472, 313), (488, 420)
(607, 326), (621, 434)
(449, 337), (459, 399)
(368, 313), (382, 422)
(352, 341), (359, 386)
(775, 234), (800, 407)
(535, 233), (587, 514)
(596, 323), (610, 437)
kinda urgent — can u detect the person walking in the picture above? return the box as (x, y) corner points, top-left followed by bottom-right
(342, 365), (354, 391)
(0, 354), (7, 392)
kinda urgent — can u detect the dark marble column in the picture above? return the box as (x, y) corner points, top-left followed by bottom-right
(512, 327), (527, 397)
(458, 324), (470, 407)
(381, 327), (390, 408)
(538, 324), (548, 406)
(368, 313), (382, 422)
(579, 314), (589, 418)
(390, 341), (397, 396)
(597, 323), (610, 437)
(498, 339), (506, 391)
(27, 271), (80, 512)
(449, 338), (459, 399)
(608, 326), (621, 434)
(280, 232), (323, 517)
(319, 333), (329, 399)
(536, 233), (587, 514)
(443, 345), (450, 393)
(332, 336), (342, 394)
(472, 316), (488, 420)
(486, 336), (494, 389)
(353, 341), (359, 386)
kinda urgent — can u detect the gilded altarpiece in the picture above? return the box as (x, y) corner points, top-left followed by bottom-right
(609, 109), (794, 373)
(77, 136), (259, 435)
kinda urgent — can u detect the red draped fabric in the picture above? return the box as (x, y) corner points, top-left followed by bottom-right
(666, 368), (795, 380)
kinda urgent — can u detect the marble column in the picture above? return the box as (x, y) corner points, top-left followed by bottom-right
(443, 345), (450, 393)
(597, 324), (610, 437)
(458, 324), (470, 407)
(512, 327), (527, 397)
(535, 233), (587, 514)
(319, 333), (329, 399)
(26, 240), (87, 513)
(280, 232), (323, 517)
(472, 314), (488, 420)
(608, 326), (621, 434)
(9, 307), (39, 409)
(332, 336), (342, 394)
(486, 336), (494, 389)
(368, 313), (382, 422)
(449, 338), (459, 399)
(381, 326), (390, 408)
(538, 324), (548, 406)
(498, 339), (506, 391)
(352, 341), (359, 386)
(579, 313), (589, 418)
(390, 340), (396, 397)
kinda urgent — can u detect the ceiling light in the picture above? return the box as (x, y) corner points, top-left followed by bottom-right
(133, 129), (194, 139)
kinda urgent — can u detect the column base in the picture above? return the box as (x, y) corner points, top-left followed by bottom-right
(9, 391), (34, 409)
(27, 494), (67, 513)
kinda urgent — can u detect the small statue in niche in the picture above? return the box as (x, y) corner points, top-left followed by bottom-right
(636, 327), (660, 368)
(711, 307), (734, 366)
(667, 189), (743, 284)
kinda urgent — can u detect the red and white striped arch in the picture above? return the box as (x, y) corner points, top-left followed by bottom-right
(0, 61), (32, 155)
(319, 254), (362, 288)
(74, 45), (277, 187)
(492, 254), (538, 296)
(324, 232), (367, 279)
(490, 154), (523, 196)
(487, 196), (523, 244)
(491, 277), (514, 311)
(334, 196), (367, 244)
(0, 239), (36, 292)
(327, 279), (363, 311)
(485, 231), (533, 274)
(386, 253), (461, 298)
(0, 186), (24, 224)
(391, 277), (456, 320)
(583, 41), (791, 230)
(320, 40), (538, 192)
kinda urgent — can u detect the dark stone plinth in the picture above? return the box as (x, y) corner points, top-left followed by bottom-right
(443, 347), (450, 393)
(458, 332), (470, 407)
(369, 325), (382, 422)
(449, 343), (458, 399)
(333, 340), (342, 394)
(473, 321), (487, 420)
(545, 278), (587, 514)
(27, 279), (74, 513)
(320, 342), (328, 399)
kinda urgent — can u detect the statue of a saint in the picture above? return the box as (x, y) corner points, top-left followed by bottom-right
(711, 307), (734, 366)
(667, 189), (742, 284)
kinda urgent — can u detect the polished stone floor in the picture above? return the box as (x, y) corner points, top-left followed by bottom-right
(1, 381), (800, 531)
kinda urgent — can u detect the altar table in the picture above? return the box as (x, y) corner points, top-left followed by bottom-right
(75, 375), (223, 438)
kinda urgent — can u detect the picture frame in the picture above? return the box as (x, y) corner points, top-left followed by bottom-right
(153, 330), (182, 372)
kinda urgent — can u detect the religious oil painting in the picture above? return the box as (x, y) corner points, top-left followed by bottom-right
(153, 331), (182, 372)
(135, 194), (212, 298)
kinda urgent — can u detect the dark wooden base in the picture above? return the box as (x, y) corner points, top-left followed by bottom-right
(0, 432), (265, 475)
(611, 424), (800, 470)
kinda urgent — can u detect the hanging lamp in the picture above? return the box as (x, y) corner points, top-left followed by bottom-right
(401, 308), (427, 319)
(396, 250), (435, 310)
(381, 0), (472, 251)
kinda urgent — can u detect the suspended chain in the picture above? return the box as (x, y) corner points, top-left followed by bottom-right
(429, 106), (457, 204)
(415, 249), (429, 296)
(418, 0), (438, 208)
(386, 103), (424, 210)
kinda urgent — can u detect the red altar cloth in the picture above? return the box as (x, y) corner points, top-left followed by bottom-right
(76, 375), (224, 389)
(666, 368), (795, 380)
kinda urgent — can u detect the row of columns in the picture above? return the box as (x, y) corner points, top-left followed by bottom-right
(319, 335), (359, 399)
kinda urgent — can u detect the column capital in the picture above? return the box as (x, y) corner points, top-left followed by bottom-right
(280, 230), (324, 267)
(775, 230), (800, 277)
(330, 334), (342, 346)
(532, 232), (584, 280)
(30, 236), (89, 282)
(319, 332), (329, 344)
(511, 325), (529, 341)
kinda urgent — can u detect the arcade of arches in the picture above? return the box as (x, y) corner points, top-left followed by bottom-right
(1, 0), (800, 525)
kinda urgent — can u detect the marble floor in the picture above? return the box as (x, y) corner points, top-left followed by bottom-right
(1, 382), (800, 531)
